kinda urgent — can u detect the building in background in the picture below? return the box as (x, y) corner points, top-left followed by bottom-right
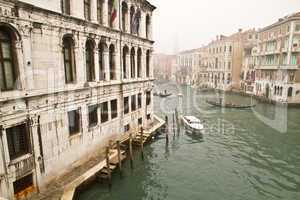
(175, 48), (204, 86)
(153, 54), (176, 80)
(240, 30), (259, 94)
(206, 29), (256, 91)
(0, 0), (156, 199)
(255, 12), (300, 103)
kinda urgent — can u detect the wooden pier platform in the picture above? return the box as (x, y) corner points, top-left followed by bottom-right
(29, 115), (165, 200)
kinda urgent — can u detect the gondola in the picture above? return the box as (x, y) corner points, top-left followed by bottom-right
(159, 93), (172, 97)
(158, 90), (172, 98)
(206, 100), (256, 109)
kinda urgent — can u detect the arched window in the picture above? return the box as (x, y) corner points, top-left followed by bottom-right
(288, 87), (293, 97)
(137, 48), (142, 78)
(122, 2), (128, 32)
(146, 14), (151, 39)
(130, 47), (136, 78)
(86, 40), (95, 82)
(63, 35), (76, 84)
(97, 0), (104, 24)
(123, 46), (129, 79)
(61, 0), (70, 15)
(109, 44), (116, 80)
(135, 10), (141, 36)
(99, 42), (107, 81)
(146, 50), (150, 78)
(0, 28), (17, 91)
(108, 0), (117, 28)
(84, 0), (91, 21)
(130, 6), (135, 34)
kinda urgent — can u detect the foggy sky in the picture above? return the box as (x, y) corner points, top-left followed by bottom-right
(149, 0), (300, 54)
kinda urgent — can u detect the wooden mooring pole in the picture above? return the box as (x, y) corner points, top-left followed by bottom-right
(165, 116), (169, 144)
(140, 127), (144, 160)
(116, 140), (122, 178)
(172, 112), (176, 137)
(129, 133), (133, 169)
(175, 108), (180, 135)
(105, 146), (112, 190)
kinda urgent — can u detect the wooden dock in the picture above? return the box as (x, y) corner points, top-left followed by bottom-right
(30, 115), (166, 200)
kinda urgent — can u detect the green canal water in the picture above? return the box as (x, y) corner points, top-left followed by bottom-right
(78, 82), (300, 200)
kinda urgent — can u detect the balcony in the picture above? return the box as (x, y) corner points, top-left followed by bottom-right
(8, 154), (34, 179)
(255, 65), (279, 70)
(291, 47), (300, 52)
(279, 65), (299, 70)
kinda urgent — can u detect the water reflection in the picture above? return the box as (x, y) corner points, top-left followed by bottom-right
(78, 82), (300, 200)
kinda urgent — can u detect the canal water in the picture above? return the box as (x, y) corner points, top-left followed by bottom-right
(78, 82), (300, 200)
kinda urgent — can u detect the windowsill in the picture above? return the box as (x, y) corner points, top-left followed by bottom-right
(8, 153), (32, 166)
(69, 133), (82, 140)
(88, 125), (99, 132)
(100, 120), (109, 125)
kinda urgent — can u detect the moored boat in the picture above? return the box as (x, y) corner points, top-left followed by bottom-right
(159, 90), (172, 98)
(206, 100), (256, 109)
(181, 116), (204, 134)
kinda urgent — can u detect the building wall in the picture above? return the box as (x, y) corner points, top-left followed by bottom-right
(255, 14), (300, 103)
(0, 0), (156, 199)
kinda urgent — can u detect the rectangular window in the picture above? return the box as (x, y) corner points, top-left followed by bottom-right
(124, 97), (129, 114)
(88, 105), (98, 128)
(68, 109), (81, 136)
(147, 114), (151, 120)
(138, 93), (142, 109)
(295, 24), (300, 32)
(131, 95), (136, 111)
(6, 124), (30, 160)
(291, 54), (297, 65)
(13, 173), (33, 195)
(84, 0), (91, 21)
(146, 91), (151, 106)
(111, 99), (118, 119)
(138, 118), (142, 125)
(124, 124), (130, 133)
(101, 102), (109, 123)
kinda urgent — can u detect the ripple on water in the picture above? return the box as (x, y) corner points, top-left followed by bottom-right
(77, 84), (300, 200)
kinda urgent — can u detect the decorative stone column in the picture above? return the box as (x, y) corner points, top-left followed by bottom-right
(71, 0), (84, 19)
(103, 0), (109, 27)
(103, 51), (109, 81)
(94, 47), (100, 81)
(126, 53), (130, 79)
(140, 12), (145, 38)
(91, 0), (98, 23)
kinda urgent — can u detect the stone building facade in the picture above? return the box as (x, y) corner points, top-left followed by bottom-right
(254, 13), (300, 103)
(206, 30), (255, 91)
(240, 30), (258, 94)
(0, 0), (155, 199)
(175, 48), (203, 86)
(153, 53), (176, 81)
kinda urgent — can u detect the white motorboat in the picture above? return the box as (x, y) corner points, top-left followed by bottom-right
(181, 116), (204, 134)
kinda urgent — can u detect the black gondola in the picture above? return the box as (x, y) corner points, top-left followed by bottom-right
(206, 100), (256, 109)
